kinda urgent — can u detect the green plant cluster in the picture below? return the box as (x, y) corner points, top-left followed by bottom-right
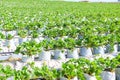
(1, 54), (120, 80)
(0, 1), (120, 49)
(15, 38), (76, 56)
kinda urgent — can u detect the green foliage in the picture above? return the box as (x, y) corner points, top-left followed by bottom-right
(15, 40), (41, 56)
(33, 65), (56, 80)
(14, 66), (31, 80)
(62, 62), (77, 80)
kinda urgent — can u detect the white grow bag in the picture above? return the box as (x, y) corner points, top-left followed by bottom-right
(105, 44), (118, 54)
(60, 76), (78, 80)
(22, 55), (34, 63)
(39, 50), (51, 61)
(84, 74), (97, 80)
(80, 47), (92, 57)
(7, 76), (14, 80)
(67, 48), (79, 59)
(93, 46), (105, 54)
(54, 50), (66, 59)
(101, 71), (115, 80)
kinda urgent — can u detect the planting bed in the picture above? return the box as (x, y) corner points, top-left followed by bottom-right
(0, 0), (120, 80)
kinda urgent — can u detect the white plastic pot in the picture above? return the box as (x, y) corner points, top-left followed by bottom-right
(93, 46), (105, 54)
(60, 77), (68, 80)
(13, 37), (19, 46)
(22, 55), (34, 63)
(9, 39), (16, 51)
(34, 38), (40, 43)
(116, 67), (120, 80)
(7, 76), (14, 80)
(105, 44), (118, 54)
(80, 47), (92, 57)
(4, 40), (10, 47)
(61, 36), (68, 40)
(60, 76), (78, 80)
(39, 50), (51, 61)
(67, 48), (79, 59)
(84, 74), (97, 80)
(54, 50), (66, 59)
(55, 36), (68, 40)
(101, 71), (115, 80)
(15, 61), (23, 71)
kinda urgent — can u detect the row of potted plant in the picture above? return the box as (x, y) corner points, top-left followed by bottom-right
(59, 56), (119, 80)
(1, 23), (120, 52)
(1, 54), (120, 80)
(14, 39), (120, 62)
(0, 22), (120, 40)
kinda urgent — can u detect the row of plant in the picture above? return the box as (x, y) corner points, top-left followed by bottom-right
(0, 54), (120, 80)
(0, 15), (120, 50)
(0, 3), (120, 33)
(0, 1), (120, 40)
(0, 1), (120, 53)
(14, 39), (120, 62)
(0, 17), (120, 39)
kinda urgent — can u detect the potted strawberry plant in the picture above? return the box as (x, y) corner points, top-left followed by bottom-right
(105, 34), (118, 54)
(93, 35), (107, 55)
(0, 65), (14, 80)
(61, 62), (78, 80)
(100, 57), (119, 80)
(39, 39), (53, 61)
(68, 26), (78, 39)
(65, 38), (79, 59)
(77, 58), (101, 80)
(15, 40), (41, 62)
(14, 66), (31, 80)
(83, 61), (101, 80)
(79, 35), (93, 57)
(17, 30), (28, 44)
(4, 32), (14, 52)
(53, 39), (66, 59)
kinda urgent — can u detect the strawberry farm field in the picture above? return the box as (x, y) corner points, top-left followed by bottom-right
(0, 0), (120, 80)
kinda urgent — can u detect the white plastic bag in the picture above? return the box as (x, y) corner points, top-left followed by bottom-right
(80, 47), (92, 57)
(54, 49), (66, 59)
(67, 48), (79, 59)
(101, 71), (115, 80)
(39, 50), (51, 61)
(22, 55), (34, 63)
(93, 46), (105, 54)
(84, 74), (97, 80)
(60, 76), (78, 80)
